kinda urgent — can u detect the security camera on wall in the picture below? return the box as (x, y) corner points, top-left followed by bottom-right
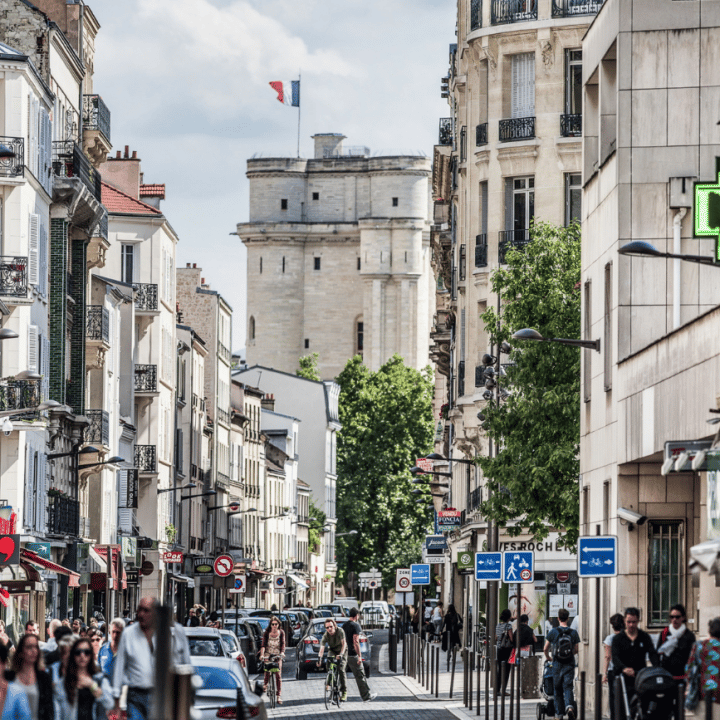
(617, 507), (647, 527)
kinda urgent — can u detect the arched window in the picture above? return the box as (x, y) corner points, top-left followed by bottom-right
(249, 316), (256, 341)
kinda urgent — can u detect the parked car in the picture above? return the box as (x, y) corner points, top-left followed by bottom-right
(184, 627), (230, 658)
(294, 618), (372, 680)
(312, 609), (333, 619)
(224, 619), (263, 674)
(218, 628), (247, 669)
(316, 604), (348, 620)
(190, 655), (267, 720)
(360, 605), (390, 629)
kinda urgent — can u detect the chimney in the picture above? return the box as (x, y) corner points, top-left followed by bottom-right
(261, 393), (275, 412)
(312, 133), (346, 159)
(99, 146), (142, 199)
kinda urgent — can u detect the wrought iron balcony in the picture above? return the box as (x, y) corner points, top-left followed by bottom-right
(459, 244), (466, 281)
(47, 495), (80, 536)
(491, 0), (537, 24)
(217, 408), (231, 426)
(459, 126), (467, 162)
(552, 0), (603, 17)
(475, 234), (488, 268)
(52, 140), (102, 202)
(499, 116), (535, 142)
(0, 257), (28, 298)
(439, 118), (453, 146)
(560, 114), (582, 137)
(134, 444), (157, 473)
(92, 210), (108, 242)
(0, 377), (40, 412)
(469, 486), (483, 512)
(458, 360), (465, 398)
(134, 364), (158, 393)
(499, 230), (530, 263)
(82, 94), (111, 144)
(85, 409), (109, 446)
(0, 137), (24, 179)
(471, 0), (482, 29)
(86, 305), (109, 343)
(476, 123), (488, 146)
(132, 283), (158, 311)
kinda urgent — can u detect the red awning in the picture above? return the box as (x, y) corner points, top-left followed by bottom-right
(93, 547), (125, 590)
(20, 550), (81, 587)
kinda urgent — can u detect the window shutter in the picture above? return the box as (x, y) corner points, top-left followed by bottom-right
(24, 448), (35, 529)
(481, 182), (488, 235)
(38, 453), (47, 530)
(42, 335), (50, 400)
(28, 213), (39, 285)
(28, 324), (38, 373)
(504, 178), (514, 231)
(39, 223), (48, 295)
(512, 54), (535, 118)
(42, 109), (52, 194)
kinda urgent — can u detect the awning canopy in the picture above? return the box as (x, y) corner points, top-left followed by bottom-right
(20, 550), (81, 587)
(689, 538), (720, 573)
(91, 547), (126, 590)
(169, 574), (195, 589)
(288, 573), (309, 590)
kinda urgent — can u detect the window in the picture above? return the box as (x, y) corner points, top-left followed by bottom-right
(314, 257), (321, 271)
(511, 53), (535, 119)
(505, 176), (534, 239)
(565, 173), (582, 226)
(304, 339), (309, 349)
(259, 257), (262, 274)
(282, 257), (285, 273)
(249, 316), (255, 341)
(604, 262), (612, 391)
(648, 521), (683, 627)
(121, 244), (134, 284)
(583, 280), (591, 403)
(392, 197), (398, 207)
(312, 192), (319, 200)
(565, 50), (582, 115)
(356, 319), (364, 355)
(281, 199), (288, 210)
(357, 257), (361, 270)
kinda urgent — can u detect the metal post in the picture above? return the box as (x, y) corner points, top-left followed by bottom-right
(706, 693), (712, 720)
(470, 647), (474, 710)
(450, 645), (457, 699)
(464, 648), (469, 706)
(595, 525), (602, 720)
(500, 662), (508, 720)
(151, 604), (172, 720)
(389, 617), (397, 673)
(402, 601), (407, 672)
(516, 657), (521, 720)
(676, 682), (685, 720)
(580, 671), (586, 720)
(477, 652), (482, 716)
(508, 657), (514, 720)
(435, 646), (440, 698)
(429, 639), (434, 692)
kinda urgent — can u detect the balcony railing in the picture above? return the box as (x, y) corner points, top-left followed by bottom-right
(459, 244), (466, 281)
(133, 283), (158, 311)
(47, 495), (80, 536)
(217, 408), (231, 426)
(52, 140), (102, 202)
(0, 378), (40, 412)
(460, 126), (467, 162)
(458, 361), (465, 398)
(0, 137), (24, 178)
(491, 0), (537, 24)
(499, 116), (535, 142)
(85, 409), (109, 446)
(134, 444), (157, 473)
(469, 487), (482, 512)
(218, 342), (231, 363)
(475, 234), (487, 268)
(216, 472), (230, 489)
(499, 230), (530, 263)
(560, 114), (582, 137)
(86, 305), (109, 343)
(92, 210), (108, 242)
(552, 0), (603, 17)
(0, 257), (27, 298)
(476, 123), (488, 146)
(439, 118), (453, 146)
(134, 364), (157, 393)
(82, 94), (111, 143)
(471, 0), (482, 29)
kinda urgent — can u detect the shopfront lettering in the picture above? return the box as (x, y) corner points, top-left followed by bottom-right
(500, 540), (559, 552)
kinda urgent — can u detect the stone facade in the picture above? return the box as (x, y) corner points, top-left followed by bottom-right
(237, 133), (433, 380)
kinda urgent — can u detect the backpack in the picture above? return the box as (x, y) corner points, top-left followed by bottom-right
(499, 623), (513, 649)
(553, 627), (574, 663)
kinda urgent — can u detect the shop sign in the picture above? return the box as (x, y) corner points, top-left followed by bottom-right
(436, 509), (461, 530)
(694, 166), (720, 263)
(121, 537), (137, 563)
(0, 536), (20, 566)
(426, 535), (448, 551)
(416, 458), (433, 473)
(25, 542), (50, 559)
(163, 551), (183, 564)
(457, 550), (474, 572)
(76, 543), (90, 562)
(126, 570), (139, 585)
(125, 469), (139, 509)
(193, 557), (214, 575)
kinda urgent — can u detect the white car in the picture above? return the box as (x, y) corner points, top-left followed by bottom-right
(359, 604), (390, 628)
(219, 628), (248, 671)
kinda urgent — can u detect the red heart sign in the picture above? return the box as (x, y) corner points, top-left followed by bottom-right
(0, 536), (15, 563)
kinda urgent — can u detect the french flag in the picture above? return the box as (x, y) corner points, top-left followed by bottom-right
(269, 80), (300, 107)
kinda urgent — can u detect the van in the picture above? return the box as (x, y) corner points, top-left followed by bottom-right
(334, 597), (359, 614)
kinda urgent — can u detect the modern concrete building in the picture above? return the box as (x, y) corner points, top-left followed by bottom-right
(236, 133), (434, 380)
(579, 0), (720, 713)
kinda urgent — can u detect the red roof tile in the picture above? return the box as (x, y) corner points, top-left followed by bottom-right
(140, 183), (165, 198)
(102, 182), (162, 216)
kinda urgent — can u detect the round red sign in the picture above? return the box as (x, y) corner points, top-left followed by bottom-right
(520, 569), (532, 581)
(556, 572), (570, 583)
(398, 577), (410, 589)
(214, 555), (234, 577)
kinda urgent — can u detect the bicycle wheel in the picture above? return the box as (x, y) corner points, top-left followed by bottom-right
(324, 671), (332, 710)
(268, 672), (277, 709)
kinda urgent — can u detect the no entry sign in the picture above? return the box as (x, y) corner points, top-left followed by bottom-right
(214, 555), (234, 577)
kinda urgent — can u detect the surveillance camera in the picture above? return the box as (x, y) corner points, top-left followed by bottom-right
(1, 418), (12, 436)
(617, 507), (647, 526)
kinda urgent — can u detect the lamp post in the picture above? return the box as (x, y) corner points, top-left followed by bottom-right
(511, 327), (601, 352)
(617, 239), (719, 266)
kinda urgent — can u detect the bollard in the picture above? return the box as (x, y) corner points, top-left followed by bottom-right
(614, 676), (623, 720)
(676, 682), (685, 720)
(477, 652), (482, 717)
(706, 693), (712, 720)
(500, 662), (508, 720)
(596, 673), (603, 720)
(469, 649), (474, 710)
(429, 640), (434, 692)
(421, 638), (425, 687)
(579, 671), (586, 720)
(508, 658), (514, 720)
(435, 646), (440, 698)
(450, 645), (457, 700)
(516, 657), (521, 720)
(463, 648), (469, 707)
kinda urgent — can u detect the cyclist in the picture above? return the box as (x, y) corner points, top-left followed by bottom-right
(316, 618), (348, 702)
(259, 616), (286, 705)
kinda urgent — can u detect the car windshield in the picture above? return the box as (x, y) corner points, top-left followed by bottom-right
(314, 610), (332, 617)
(254, 618), (270, 630)
(194, 665), (243, 690)
(188, 638), (225, 657)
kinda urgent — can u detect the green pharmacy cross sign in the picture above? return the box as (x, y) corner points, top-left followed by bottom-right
(694, 164), (720, 263)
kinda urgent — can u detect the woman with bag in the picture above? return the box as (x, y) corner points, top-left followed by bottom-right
(441, 605), (463, 667)
(495, 609), (514, 697)
(508, 614), (537, 664)
(685, 616), (720, 719)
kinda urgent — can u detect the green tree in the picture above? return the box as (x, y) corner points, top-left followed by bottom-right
(308, 498), (326, 554)
(297, 353), (321, 381)
(478, 221), (581, 549)
(335, 355), (435, 593)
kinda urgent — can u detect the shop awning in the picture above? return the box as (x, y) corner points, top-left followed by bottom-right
(91, 546), (126, 590)
(20, 550), (81, 587)
(689, 538), (720, 573)
(170, 574), (195, 589)
(288, 573), (309, 590)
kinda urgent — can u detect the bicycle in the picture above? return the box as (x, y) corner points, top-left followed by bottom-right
(318, 656), (344, 709)
(262, 654), (282, 709)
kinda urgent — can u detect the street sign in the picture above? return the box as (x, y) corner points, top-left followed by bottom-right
(424, 555), (444, 564)
(229, 574), (246, 594)
(126, 570), (139, 585)
(416, 458), (433, 473)
(475, 552), (502, 581)
(694, 168), (720, 262)
(410, 564), (431, 585)
(578, 535), (617, 577)
(437, 509), (462, 531)
(274, 575), (287, 591)
(368, 579), (379, 589)
(457, 550), (474, 574)
(214, 555), (234, 577)
(503, 551), (534, 583)
(395, 568), (411, 593)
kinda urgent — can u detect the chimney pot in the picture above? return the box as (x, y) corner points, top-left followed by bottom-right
(186, 263), (190, 268)
(132, 151), (137, 159)
(116, 150), (121, 159)
(124, 145), (129, 158)
(193, 263), (197, 269)
(201, 278), (205, 285)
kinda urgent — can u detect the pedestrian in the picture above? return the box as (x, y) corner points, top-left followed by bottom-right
(0, 642), (31, 719)
(410, 606), (419, 635)
(432, 602), (444, 642)
(343, 608), (376, 702)
(544, 607), (580, 720)
(44, 621), (62, 655)
(47, 635), (75, 685)
(70, 620), (80, 636)
(86, 630), (103, 664)
(54, 637), (113, 720)
(496, 609), (514, 696)
(97, 619), (124, 682)
(656, 604), (695, 683)
(685, 616), (720, 718)
(78, 627), (88, 640)
(0, 621), (13, 652)
(11, 632), (53, 720)
(611, 607), (659, 712)
(185, 608), (198, 627)
(603, 613), (625, 720)
(111, 597), (191, 720)
(259, 616), (286, 705)
(510, 614), (537, 664)
(45, 627), (73, 669)
(316, 618), (347, 702)
(441, 604), (463, 668)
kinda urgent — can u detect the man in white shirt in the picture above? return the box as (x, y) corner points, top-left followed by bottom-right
(112, 597), (191, 720)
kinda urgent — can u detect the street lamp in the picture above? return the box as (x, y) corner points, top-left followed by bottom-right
(157, 483), (195, 495)
(180, 490), (217, 500)
(78, 455), (124, 470)
(209, 504), (257, 513)
(618, 240), (719, 266)
(335, 530), (358, 538)
(512, 327), (601, 353)
(409, 465), (452, 478)
(424, 452), (476, 466)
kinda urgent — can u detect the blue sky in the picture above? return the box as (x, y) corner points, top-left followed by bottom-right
(89, 0), (455, 352)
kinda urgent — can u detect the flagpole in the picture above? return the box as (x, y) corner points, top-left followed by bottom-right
(297, 73), (301, 158)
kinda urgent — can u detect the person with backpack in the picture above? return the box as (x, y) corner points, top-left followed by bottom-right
(544, 607), (580, 720)
(495, 609), (514, 696)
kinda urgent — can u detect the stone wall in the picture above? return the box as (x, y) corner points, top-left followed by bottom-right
(0, 0), (50, 82)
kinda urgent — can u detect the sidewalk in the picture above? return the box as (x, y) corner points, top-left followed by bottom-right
(379, 638), (542, 720)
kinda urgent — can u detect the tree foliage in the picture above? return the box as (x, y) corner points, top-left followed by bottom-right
(335, 355), (435, 591)
(308, 498), (326, 554)
(297, 353), (321, 381)
(478, 221), (581, 549)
